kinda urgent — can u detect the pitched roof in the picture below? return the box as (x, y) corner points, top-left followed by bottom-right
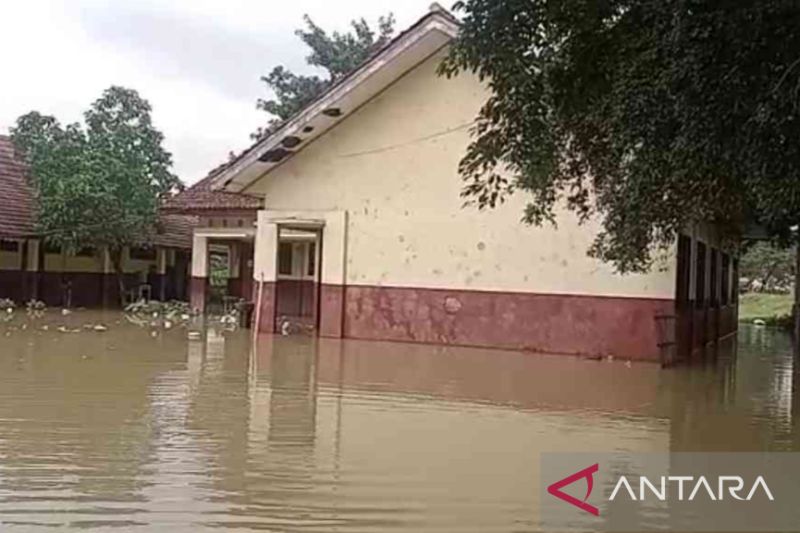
(211, 6), (460, 193)
(0, 135), (35, 238)
(0, 135), (194, 248)
(161, 169), (263, 213)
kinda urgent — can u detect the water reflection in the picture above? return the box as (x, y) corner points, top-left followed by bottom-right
(0, 313), (797, 530)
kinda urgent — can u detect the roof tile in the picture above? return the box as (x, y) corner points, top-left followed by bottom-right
(162, 170), (263, 213)
(0, 135), (35, 238)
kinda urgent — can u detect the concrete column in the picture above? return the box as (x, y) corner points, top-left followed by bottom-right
(318, 211), (348, 338)
(25, 239), (38, 271)
(157, 247), (167, 275)
(25, 239), (40, 301)
(101, 247), (117, 307)
(229, 242), (241, 278)
(155, 247), (168, 301)
(253, 215), (278, 333)
(241, 241), (255, 303)
(190, 234), (208, 313)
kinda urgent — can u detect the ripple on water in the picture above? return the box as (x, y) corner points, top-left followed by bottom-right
(0, 313), (797, 530)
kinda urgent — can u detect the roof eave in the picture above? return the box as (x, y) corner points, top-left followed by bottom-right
(211, 12), (459, 194)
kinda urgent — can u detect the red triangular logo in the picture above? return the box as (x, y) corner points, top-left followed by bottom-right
(547, 463), (600, 516)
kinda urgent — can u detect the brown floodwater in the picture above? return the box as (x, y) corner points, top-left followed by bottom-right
(0, 310), (797, 531)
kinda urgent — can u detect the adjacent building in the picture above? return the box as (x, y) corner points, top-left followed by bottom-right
(0, 135), (194, 306)
(161, 169), (263, 309)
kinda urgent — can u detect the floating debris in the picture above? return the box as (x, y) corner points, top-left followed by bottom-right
(93, 324), (108, 332)
(124, 299), (193, 330)
(25, 300), (46, 319)
(61, 309), (72, 316)
(0, 298), (15, 322)
(0, 298), (15, 313)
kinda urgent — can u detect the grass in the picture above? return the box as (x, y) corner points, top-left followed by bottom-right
(738, 292), (793, 326)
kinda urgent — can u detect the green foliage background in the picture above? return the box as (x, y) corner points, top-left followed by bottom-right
(442, 1), (800, 273)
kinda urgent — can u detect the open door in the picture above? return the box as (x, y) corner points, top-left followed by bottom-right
(274, 227), (321, 334)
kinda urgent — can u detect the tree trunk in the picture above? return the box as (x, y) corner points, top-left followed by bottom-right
(109, 247), (127, 307)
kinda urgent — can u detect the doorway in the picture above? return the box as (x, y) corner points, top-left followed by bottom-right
(275, 226), (321, 334)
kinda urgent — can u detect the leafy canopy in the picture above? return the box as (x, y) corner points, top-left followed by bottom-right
(740, 242), (796, 293)
(441, 0), (800, 273)
(254, 14), (395, 139)
(10, 86), (181, 257)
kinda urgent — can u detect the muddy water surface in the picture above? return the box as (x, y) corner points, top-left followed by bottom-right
(0, 311), (796, 531)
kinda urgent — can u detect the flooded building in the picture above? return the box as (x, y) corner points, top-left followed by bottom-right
(162, 169), (264, 309)
(0, 135), (194, 306)
(174, 7), (737, 361)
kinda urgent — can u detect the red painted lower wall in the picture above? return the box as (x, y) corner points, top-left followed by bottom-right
(253, 281), (276, 334)
(275, 279), (316, 318)
(254, 282), (739, 361)
(253, 281), (678, 360)
(1, 269), (191, 308)
(319, 284), (345, 338)
(190, 277), (207, 313)
(0, 269), (25, 303)
(342, 285), (674, 361)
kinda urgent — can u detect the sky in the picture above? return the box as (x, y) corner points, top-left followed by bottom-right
(0, 0), (434, 184)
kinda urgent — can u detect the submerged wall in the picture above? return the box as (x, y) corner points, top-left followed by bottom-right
(0, 241), (188, 307)
(245, 49), (677, 360)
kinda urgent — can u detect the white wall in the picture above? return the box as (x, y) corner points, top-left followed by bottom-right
(245, 49), (676, 300)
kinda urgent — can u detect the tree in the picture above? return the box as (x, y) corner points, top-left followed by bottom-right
(254, 14), (395, 139)
(11, 86), (182, 304)
(740, 242), (795, 293)
(441, 1), (800, 334)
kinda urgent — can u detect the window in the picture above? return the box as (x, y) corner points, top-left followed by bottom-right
(278, 242), (294, 276)
(709, 248), (718, 306)
(695, 241), (706, 308)
(721, 253), (730, 306)
(0, 240), (18, 252)
(130, 247), (156, 261)
(676, 234), (692, 308)
(278, 241), (317, 279)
